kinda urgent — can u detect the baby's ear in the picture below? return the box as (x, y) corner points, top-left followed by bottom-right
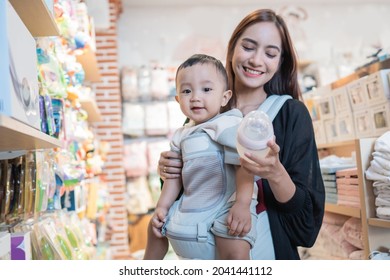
(222, 90), (233, 106)
(175, 95), (179, 103)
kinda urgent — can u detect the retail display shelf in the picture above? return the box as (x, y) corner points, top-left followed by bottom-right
(331, 57), (390, 89)
(0, 114), (62, 152)
(80, 98), (102, 122)
(76, 50), (102, 83)
(298, 59), (313, 69)
(368, 218), (390, 229)
(9, 0), (60, 37)
(317, 140), (356, 150)
(318, 139), (357, 158)
(325, 203), (361, 218)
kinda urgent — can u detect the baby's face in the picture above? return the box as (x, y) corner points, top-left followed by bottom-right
(176, 63), (230, 125)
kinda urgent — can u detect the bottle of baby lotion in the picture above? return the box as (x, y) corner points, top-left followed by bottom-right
(236, 110), (274, 164)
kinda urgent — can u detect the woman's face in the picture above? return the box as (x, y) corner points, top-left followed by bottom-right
(231, 21), (282, 92)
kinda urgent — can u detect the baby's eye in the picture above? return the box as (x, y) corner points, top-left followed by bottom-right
(203, 87), (212, 92)
(181, 89), (191, 94)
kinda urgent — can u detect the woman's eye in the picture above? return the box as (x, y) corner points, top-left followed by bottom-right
(242, 45), (254, 51)
(266, 53), (277, 58)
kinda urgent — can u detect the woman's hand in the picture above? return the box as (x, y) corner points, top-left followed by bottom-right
(240, 137), (296, 203)
(239, 137), (282, 180)
(158, 150), (183, 179)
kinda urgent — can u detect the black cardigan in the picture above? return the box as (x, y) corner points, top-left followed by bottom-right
(260, 97), (325, 259)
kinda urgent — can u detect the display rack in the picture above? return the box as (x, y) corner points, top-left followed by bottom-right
(76, 50), (102, 83)
(355, 137), (390, 258)
(9, 0), (60, 37)
(317, 140), (356, 158)
(80, 98), (102, 122)
(331, 57), (390, 89)
(324, 203), (360, 218)
(0, 114), (62, 152)
(321, 138), (390, 259)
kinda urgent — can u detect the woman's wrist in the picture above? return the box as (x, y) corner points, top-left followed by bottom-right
(267, 162), (296, 203)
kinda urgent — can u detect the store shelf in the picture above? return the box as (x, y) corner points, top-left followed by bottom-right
(325, 203), (361, 218)
(0, 114), (62, 152)
(80, 98), (102, 122)
(368, 218), (390, 229)
(76, 50), (102, 83)
(331, 57), (390, 89)
(298, 60), (313, 70)
(317, 140), (356, 150)
(9, 0), (60, 37)
(318, 140), (356, 158)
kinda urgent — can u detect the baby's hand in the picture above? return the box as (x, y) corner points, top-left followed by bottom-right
(227, 202), (251, 237)
(151, 207), (168, 238)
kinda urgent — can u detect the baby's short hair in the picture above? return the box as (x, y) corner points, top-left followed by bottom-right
(176, 54), (228, 91)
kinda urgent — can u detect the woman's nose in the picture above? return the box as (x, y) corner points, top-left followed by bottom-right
(249, 51), (263, 66)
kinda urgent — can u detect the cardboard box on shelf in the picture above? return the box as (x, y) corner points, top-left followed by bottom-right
(0, 1), (40, 130)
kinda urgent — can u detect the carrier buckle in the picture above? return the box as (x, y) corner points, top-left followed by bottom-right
(197, 223), (208, 243)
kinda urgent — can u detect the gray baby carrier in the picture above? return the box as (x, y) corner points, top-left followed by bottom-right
(162, 94), (292, 259)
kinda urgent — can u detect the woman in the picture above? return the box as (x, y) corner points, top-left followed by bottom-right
(157, 8), (325, 260)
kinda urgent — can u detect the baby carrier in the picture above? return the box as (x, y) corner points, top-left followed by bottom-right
(162, 94), (292, 259)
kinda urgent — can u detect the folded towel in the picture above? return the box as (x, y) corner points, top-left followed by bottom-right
(375, 197), (390, 207)
(376, 206), (390, 219)
(337, 194), (360, 203)
(370, 159), (390, 176)
(322, 174), (336, 181)
(373, 155), (390, 170)
(365, 167), (390, 183)
(374, 190), (390, 198)
(325, 186), (337, 194)
(372, 181), (390, 188)
(336, 177), (359, 185)
(324, 181), (337, 188)
(336, 167), (358, 178)
(374, 131), (390, 154)
(372, 151), (390, 161)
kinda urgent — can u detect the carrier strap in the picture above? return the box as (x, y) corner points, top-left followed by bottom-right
(259, 94), (292, 121)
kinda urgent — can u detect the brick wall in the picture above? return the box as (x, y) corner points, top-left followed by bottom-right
(94, 0), (129, 259)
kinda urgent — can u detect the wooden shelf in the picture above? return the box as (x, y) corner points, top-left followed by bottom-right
(0, 114), (62, 153)
(368, 218), (390, 229)
(80, 99), (102, 122)
(76, 50), (102, 83)
(325, 203), (361, 218)
(331, 57), (390, 90)
(317, 140), (355, 150)
(318, 139), (356, 158)
(9, 0), (60, 37)
(298, 60), (313, 70)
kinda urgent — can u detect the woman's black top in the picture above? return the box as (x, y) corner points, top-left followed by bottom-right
(261, 97), (325, 259)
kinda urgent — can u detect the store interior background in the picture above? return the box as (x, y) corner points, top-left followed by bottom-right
(107, 0), (390, 260)
(117, 0), (390, 88)
(4, 0), (387, 261)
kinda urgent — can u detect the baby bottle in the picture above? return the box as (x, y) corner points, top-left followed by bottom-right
(236, 110), (274, 164)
